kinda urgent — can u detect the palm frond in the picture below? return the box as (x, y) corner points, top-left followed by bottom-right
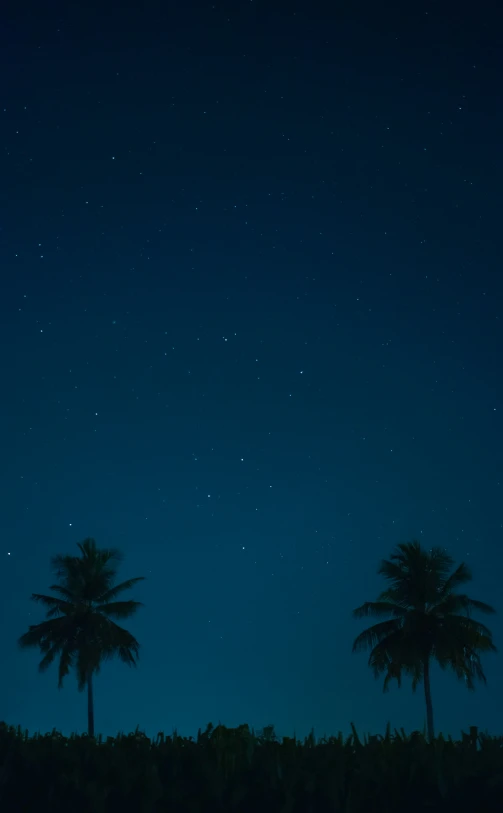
(51, 552), (82, 582)
(19, 617), (70, 649)
(49, 584), (78, 601)
(38, 643), (63, 673)
(457, 616), (495, 638)
(31, 594), (73, 617)
(352, 619), (402, 653)
(438, 562), (472, 596)
(51, 539), (122, 599)
(466, 598), (496, 614)
(383, 662), (406, 692)
(105, 618), (141, 658)
(392, 540), (423, 560)
(455, 615), (494, 639)
(427, 546), (456, 579)
(434, 613), (496, 671)
(366, 632), (406, 682)
(440, 638), (494, 689)
(97, 577), (145, 603)
(352, 601), (406, 621)
(58, 647), (75, 688)
(77, 537), (122, 565)
(378, 560), (405, 584)
(95, 600), (143, 619)
(436, 593), (496, 618)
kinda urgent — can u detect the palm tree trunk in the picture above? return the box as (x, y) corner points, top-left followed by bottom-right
(87, 671), (95, 737)
(423, 656), (434, 742)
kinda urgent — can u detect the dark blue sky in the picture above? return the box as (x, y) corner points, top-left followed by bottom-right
(1, 0), (502, 739)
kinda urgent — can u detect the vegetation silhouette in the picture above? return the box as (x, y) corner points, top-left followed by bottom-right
(9, 537), (501, 810)
(1, 721), (503, 812)
(352, 540), (496, 741)
(18, 538), (144, 736)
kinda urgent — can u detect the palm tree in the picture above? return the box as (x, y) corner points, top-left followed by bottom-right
(352, 540), (496, 741)
(19, 538), (144, 736)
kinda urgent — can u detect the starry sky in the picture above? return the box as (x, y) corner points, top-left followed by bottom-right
(1, 0), (502, 740)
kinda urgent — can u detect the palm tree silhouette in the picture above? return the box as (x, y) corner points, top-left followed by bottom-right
(19, 538), (144, 736)
(352, 540), (496, 741)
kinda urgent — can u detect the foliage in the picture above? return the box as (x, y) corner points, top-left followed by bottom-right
(18, 538), (144, 735)
(352, 540), (496, 739)
(0, 721), (502, 812)
(353, 541), (496, 691)
(19, 538), (144, 690)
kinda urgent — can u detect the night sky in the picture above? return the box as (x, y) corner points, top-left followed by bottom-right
(1, 1), (502, 740)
